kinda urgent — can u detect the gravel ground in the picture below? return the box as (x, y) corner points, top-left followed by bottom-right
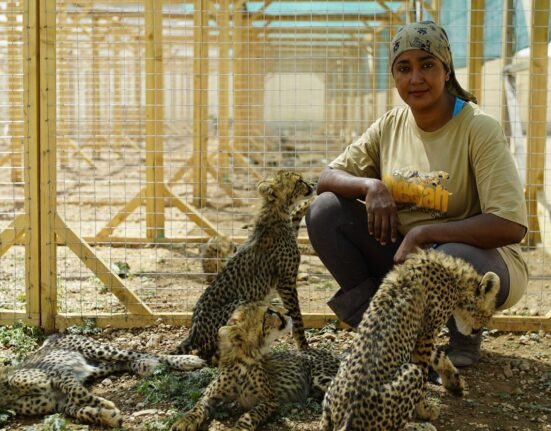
(1, 322), (550, 431)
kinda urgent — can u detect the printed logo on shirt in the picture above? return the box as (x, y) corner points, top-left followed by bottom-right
(383, 169), (451, 217)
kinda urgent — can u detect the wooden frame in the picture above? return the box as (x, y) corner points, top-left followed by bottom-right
(0, 0), (549, 333)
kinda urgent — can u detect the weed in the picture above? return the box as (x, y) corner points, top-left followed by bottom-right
(22, 413), (72, 431)
(276, 397), (323, 421)
(144, 411), (182, 431)
(0, 409), (16, 427)
(135, 366), (217, 411)
(0, 321), (43, 363)
(65, 319), (101, 336)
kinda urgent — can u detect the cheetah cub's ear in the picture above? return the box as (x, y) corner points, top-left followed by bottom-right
(477, 271), (500, 306)
(257, 179), (276, 201)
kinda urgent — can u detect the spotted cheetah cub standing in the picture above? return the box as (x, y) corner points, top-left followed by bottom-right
(321, 249), (500, 431)
(0, 334), (205, 427)
(177, 170), (314, 362)
(171, 302), (341, 431)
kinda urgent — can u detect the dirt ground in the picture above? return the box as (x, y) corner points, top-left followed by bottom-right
(1, 322), (550, 431)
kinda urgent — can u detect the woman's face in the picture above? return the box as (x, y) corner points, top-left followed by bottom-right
(392, 49), (449, 112)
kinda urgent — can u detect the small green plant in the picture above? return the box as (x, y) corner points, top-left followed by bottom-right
(0, 321), (43, 362)
(22, 413), (71, 431)
(65, 319), (101, 335)
(0, 409), (16, 427)
(144, 412), (182, 431)
(275, 397), (323, 422)
(135, 367), (217, 411)
(42, 414), (70, 431)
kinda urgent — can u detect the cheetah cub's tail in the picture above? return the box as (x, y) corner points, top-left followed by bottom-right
(130, 353), (206, 376)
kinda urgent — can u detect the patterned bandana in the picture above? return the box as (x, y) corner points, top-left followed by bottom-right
(390, 20), (477, 104)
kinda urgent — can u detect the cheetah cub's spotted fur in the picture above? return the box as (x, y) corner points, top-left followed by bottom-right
(177, 170), (314, 362)
(171, 302), (341, 431)
(0, 334), (205, 428)
(321, 249), (500, 431)
(200, 197), (314, 283)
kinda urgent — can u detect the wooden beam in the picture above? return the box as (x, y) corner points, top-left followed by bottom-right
(376, 0), (404, 26)
(0, 311), (40, 326)
(53, 312), (551, 332)
(488, 315), (551, 332)
(54, 214), (153, 316)
(500, 0), (514, 136)
(164, 186), (222, 238)
(0, 215), (27, 258)
(95, 189), (146, 239)
(468, 0), (485, 104)
(525, 0), (549, 245)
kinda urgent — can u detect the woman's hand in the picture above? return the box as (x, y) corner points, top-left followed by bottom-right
(365, 180), (400, 246)
(393, 226), (428, 263)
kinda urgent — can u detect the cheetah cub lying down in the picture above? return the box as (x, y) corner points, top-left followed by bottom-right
(321, 249), (500, 431)
(177, 170), (314, 362)
(171, 302), (341, 431)
(0, 334), (205, 427)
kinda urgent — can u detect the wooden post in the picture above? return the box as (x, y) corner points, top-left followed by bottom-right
(21, 0), (40, 324)
(39, 0), (58, 331)
(500, 0), (514, 137)
(7, 1), (22, 183)
(525, 0), (550, 245)
(91, 18), (101, 159)
(383, 28), (394, 112)
(370, 36), (378, 120)
(144, 0), (166, 239)
(218, 0), (231, 173)
(233, 7), (245, 151)
(468, 0), (485, 104)
(192, 0), (209, 208)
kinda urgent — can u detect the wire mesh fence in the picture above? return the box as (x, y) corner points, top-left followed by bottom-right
(0, 0), (549, 330)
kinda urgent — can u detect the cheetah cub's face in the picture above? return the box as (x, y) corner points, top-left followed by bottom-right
(453, 271), (500, 336)
(219, 303), (292, 360)
(257, 171), (314, 207)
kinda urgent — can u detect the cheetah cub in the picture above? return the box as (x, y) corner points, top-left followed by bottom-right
(177, 170), (314, 362)
(171, 302), (341, 431)
(321, 249), (500, 431)
(0, 334), (205, 428)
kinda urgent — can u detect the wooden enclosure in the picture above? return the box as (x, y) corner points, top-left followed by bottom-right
(0, 0), (550, 332)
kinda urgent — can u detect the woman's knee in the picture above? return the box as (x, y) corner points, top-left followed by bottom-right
(306, 191), (342, 228)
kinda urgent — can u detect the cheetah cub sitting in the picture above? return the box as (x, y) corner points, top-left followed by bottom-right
(321, 249), (500, 431)
(0, 334), (205, 428)
(177, 170), (314, 362)
(171, 302), (341, 431)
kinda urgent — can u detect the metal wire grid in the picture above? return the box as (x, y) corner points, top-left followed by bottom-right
(0, 0), (549, 328)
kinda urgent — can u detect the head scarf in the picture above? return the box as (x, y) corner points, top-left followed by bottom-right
(389, 21), (477, 104)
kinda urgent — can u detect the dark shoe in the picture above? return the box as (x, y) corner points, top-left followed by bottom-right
(446, 317), (482, 368)
(446, 346), (481, 367)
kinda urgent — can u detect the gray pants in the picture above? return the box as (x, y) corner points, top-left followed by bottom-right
(306, 192), (510, 327)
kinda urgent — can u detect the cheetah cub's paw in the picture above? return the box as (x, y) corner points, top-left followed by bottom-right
(170, 416), (201, 431)
(404, 422), (438, 431)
